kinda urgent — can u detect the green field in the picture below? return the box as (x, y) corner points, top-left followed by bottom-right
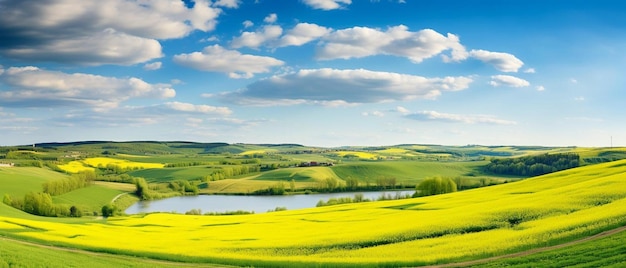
(2, 142), (626, 267)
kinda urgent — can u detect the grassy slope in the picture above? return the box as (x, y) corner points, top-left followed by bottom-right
(331, 161), (494, 185)
(474, 228), (626, 267)
(129, 166), (216, 183)
(1, 160), (626, 266)
(0, 167), (68, 197)
(52, 185), (126, 213)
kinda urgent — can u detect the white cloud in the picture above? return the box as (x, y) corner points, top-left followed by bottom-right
(143, 62), (162, 71)
(216, 68), (473, 106)
(278, 23), (331, 47)
(524, 68), (536, 73)
(200, 36), (220, 42)
(362, 111), (385, 117)
(406, 110), (517, 125)
(489, 75), (530, 87)
(317, 26), (468, 63)
(0, 66), (175, 109)
(469, 49), (524, 72)
(574, 96), (585, 101)
(302, 0), (352, 10)
(163, 102), (232, 115)
(570, 78), (578, 84)
(173, 45), (284, 78)
(0, 0), (221, 65)
(230, 25), (283, 48)
(536, 85), (545, 91)
(243, 20), (254, 28)
(4, 28), (163, 66)
(264, 13), (278, 24)
(213, 0), (241, 8)
(395, 106), (411, 114)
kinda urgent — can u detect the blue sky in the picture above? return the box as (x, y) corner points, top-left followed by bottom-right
(0, 0), (625, 147)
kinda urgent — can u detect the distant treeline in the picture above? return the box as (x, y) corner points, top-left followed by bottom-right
(485, 153), (580, 176)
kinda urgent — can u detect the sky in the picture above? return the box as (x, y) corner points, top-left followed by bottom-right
(0, 0), (625, 147)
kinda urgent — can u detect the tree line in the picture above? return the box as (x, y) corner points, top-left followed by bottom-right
(484, 153), (580, 176)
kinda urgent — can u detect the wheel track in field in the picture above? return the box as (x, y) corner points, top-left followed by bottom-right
(0, 235), (233, 267)
(2, 223), (625, 267)
(422, 224), (626, 267)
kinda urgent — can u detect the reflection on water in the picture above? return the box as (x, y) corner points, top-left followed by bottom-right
(125, 190), (414, 214)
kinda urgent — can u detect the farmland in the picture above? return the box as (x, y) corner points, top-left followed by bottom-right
(1, 142), (626, 267)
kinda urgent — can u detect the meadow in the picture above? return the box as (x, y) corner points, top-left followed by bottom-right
(1, 142), (626, 267)
(1, 159), (625, 267)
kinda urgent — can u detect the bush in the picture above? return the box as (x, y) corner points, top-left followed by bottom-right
(414, 176), (457, 197)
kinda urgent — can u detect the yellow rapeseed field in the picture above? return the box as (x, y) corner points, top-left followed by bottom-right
(335, 151), (379, 159)
(2, 160), (626, 266)
(82, 157), (164, 169)
(57, 161), (95, 173)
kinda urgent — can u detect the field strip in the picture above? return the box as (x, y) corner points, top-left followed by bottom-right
(424, 224), (626, 267)
(0, 235), (233, 268)
(215, 174), (261, 192)
(111, 192), (129, 203)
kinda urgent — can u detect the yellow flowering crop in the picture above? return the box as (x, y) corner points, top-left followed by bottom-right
(2, 160), (626, 266)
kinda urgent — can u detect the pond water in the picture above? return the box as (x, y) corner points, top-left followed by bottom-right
(125, 190), (415, 214)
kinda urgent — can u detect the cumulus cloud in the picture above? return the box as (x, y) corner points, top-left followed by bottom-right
(0, 66), (175, 109)
(213, 0), (241, 8)
(216, 68), (473, 106)
(162, 101), (232, 115)
(303, 0), (351, 10)
(536, 85), (545, 91)
(362, 111), (385, 117)
(0, 0), (221, 65)
(242, 20), (254, 28)
(173, 45), (284, 78)
(469, 49), (524, 72)
(406, 110), (517, 125)
(143, 62), (162, 71)
(264, 13), (278, 24)
(278, 23), (332, 47)
(489, 75), (530, 87)
(230, 25), (283, 48)
(395, 106), (411, 114)
(317, 25), (468, 63)
(524, 68), (536, 73)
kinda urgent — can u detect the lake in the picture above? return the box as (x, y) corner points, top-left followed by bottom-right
(125, 190), (415, 214)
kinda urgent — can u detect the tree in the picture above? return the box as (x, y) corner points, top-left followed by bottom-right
(414, 176), (457, 197)
(69, 205), (82, 217)
(134, 177), (150, 200)
(101, 204), (115, 218)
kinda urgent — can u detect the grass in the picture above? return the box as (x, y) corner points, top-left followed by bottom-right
(0, 167), (68, 197)
(52, 185), (126, 214)
(1, 160), (626, 266)
(0, 236), (230, 268)
(330, 161), (496, 185)
(475, 228), (626, 267)
(129, 166), (216, 183)
(254, 167), (339, 182)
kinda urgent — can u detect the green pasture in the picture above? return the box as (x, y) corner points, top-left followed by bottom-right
(0, 237), (230, 268)
(129, 166), (216, 183)
(475, 228), (626, 267)
(330, 161), (492, 185)
(52, 185), (126, 214)
(0, 167), (67, 197)
(253, 167), (339, 182)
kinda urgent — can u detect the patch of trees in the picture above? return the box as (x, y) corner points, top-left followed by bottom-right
(583, 151), (626, 164)
(43, 171), (95, 195)
(168, 180), (199, 195)
(165, 161), (214, 168)
(3, 192), (83, 217)
(204, 165), (261, 181)
(413, 176), (458, 197)
(484, 153), (580, 176)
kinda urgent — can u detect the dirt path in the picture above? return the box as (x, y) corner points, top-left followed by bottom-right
(111, 192), (128, 203)
(422, 225), (626, 267)
(0, 235), (233, 267)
